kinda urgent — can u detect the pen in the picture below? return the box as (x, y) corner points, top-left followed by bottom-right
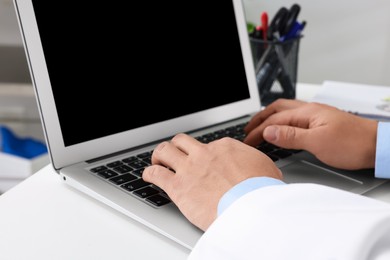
(280, 20), (306, 42)
(261, 12), (268, 41)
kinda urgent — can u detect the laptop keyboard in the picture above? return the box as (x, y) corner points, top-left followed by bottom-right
(89, 122), (301, 208)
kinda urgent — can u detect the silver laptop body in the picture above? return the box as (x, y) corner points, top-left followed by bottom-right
(14, 0), (388, 250)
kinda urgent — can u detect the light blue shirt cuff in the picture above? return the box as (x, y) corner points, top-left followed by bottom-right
(217, 177), (285, 216)
(375, 122), (390, 179)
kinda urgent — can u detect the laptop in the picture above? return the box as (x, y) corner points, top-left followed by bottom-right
(14, 0), (389, 251)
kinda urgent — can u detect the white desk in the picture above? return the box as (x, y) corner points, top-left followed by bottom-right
(1, 83), (389, 260)
(0, 165), (190, 260)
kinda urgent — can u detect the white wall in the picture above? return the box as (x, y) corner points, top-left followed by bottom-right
(243, 0), (390, 86)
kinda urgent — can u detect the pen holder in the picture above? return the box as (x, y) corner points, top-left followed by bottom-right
(250, 36), (301, 106)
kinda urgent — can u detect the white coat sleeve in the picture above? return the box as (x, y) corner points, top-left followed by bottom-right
(188, 184), (390, 260)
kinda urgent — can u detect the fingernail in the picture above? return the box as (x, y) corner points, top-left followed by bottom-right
(264, 126), (278, 142)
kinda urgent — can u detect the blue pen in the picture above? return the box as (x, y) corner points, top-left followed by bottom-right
(280, 20), (306, 42)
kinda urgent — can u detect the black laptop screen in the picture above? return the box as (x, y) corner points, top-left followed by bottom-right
(31, 1), (250, 147)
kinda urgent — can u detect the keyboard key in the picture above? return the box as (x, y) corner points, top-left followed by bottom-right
(137, 151), (152, 160)
(109, 173), (137, 185)
(134, 186), (160, 198)
(120, 179), (150, 191)
(270, 149), (293, 159)
(90, 165), (108, 173)
(146, 194), (171, 206)
(97, 169), (118, 179)
(284, 148), (302, 154)
(266, 154), (279, 162)
(127, 159), (148, 169)
(106, 161), (123, 168)
(141, 156), (151, 165)
(113, 164), (133, 174)
(122, 156), (138, 164)
(257, 144), (276, 153)
(132, 168), (145, 178)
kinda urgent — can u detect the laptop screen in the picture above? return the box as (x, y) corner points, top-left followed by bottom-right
(31, 1), (251, 147)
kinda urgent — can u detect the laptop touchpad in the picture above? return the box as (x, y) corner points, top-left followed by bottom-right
(280, 160), (363, 191)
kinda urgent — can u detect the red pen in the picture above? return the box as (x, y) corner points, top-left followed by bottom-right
(261, 12), (268, 41)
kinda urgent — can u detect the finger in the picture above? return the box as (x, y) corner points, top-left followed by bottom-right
(243, 125), (265, 147)
(142, 165), (175, 192)
(170, 133), (202, 155)
(244, 107), (311, 147)
(244, 99), (306, 133)
(152, 141), (186, 170)
(263, 125), (311, 150)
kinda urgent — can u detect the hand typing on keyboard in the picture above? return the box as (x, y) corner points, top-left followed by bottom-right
(243, 99), (378, 170)
(143, 98), (379, 231)
(142, 133), (283, 231)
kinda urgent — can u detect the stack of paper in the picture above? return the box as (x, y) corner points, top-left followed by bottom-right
(311, 81), (390, 121)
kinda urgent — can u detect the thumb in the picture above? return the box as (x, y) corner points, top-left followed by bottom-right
(263, 125), (308, 150)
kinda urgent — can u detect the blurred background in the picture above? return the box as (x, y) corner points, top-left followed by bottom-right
(243, 0), (390, 86)
(0, 0), (30, 83)
(1, 0), (390, 138)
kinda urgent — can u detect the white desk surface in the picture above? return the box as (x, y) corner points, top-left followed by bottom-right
(1, 83), (390, 260)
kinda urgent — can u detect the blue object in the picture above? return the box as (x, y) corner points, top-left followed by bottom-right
(375, 122), (390, 179)
(280, 21), (306, 42)
(217, 177), (286, 216)
(0, 125), (47, 159)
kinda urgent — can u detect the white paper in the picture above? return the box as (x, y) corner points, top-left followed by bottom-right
(311, 81), (390, 119)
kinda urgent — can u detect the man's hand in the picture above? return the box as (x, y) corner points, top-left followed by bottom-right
(142, 133), (282, 231)
(244, 99), (378, 170)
